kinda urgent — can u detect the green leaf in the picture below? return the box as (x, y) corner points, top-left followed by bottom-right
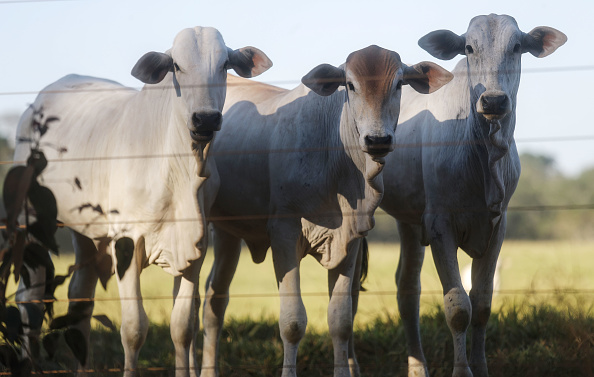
(27, 183), (59, 254)
(115, 237), (134, 280)
(93, 314), (117, 331)
(49, 311), (86, 330)
(42, 332), (61, 360)
(65, 328), (87, 366)
(2, 166), (35, 234)
(4, 306), (22, 342)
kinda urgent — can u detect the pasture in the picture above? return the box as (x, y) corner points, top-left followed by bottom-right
(40, 240), (594, 330)
(11, 239), (593, 376)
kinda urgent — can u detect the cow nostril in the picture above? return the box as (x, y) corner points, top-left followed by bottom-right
(481, 94), (509, 110)
(365, 135), (392, 146)
(192, 113), (202, 127)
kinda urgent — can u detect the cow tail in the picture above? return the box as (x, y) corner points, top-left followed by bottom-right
(359, 237), (369, 292)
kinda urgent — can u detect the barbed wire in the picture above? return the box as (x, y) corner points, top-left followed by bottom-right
(1, 133), (594, 167)
(9, 288), (594, 307)
(0, 0), (81, 3)
(0, 64), (592, 99)
(0, 201), (593, 233)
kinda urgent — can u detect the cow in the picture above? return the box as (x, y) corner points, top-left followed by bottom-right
(13, 26), (272, 377)
(198, 45), (453, 377)
(377, 14), (567, 377)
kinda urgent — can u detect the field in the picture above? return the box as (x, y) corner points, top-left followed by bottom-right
(42, 240), (594, 330)
(9, 240), (594, 376)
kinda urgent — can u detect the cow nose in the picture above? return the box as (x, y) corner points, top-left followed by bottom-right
(364, 135), (392, 157)
(192, 111), (222, 132)
(478, 91), (510, 119)
(189, 111), (222, 143)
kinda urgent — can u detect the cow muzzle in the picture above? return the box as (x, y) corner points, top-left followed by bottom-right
(477, 91), (511, 121)
(364, 135), (393, 158)
(189, 110), (222, 142)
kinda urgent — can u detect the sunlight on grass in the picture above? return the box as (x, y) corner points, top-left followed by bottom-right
(21, 240), (594, 333)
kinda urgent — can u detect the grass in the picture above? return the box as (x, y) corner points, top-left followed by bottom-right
(7, 240), (594, 376)
(41, 240), (594, 331)
(42, 300), (594, 376)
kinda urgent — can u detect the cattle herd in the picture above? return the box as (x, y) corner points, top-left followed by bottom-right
(12, 14), (566, 377)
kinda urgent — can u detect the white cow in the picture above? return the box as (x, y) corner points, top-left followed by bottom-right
(378, 14), (567, 377)
(13, 26), (271, 377)
(199, 45), (453, 377)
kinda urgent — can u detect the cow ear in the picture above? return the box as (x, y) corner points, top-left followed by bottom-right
(301, 64), (345, 96)
(522, 26), (567, 58)
(131, 52), (174, 84)
(418, 30), (466, 60)
(228, 47), (273, 78)
(403, 62), (454, 94)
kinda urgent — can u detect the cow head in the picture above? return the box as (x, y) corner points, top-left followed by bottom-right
(131, 26), (272, 143)
(418, 14), (566, 123)
(302, 45), (452, 159)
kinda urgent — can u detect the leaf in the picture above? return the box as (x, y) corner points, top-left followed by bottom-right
(2, 165), (35, 234)
(4, 306), (22, 342)
(49, 311), (86, 330)
(93, 315), (117, 331)
(17, 358), (32, 377)
(12, 231), (26, 283)
(64, 328), (87, 366)
(20, 266), (30, 288)
(27, 149), (48, 176)
(42, 332), (61, 360)
(27, 183), (59, 253)
(115, 237), (134, 280)
(22, 242), (53, 272)
(0, 344), (18, 368)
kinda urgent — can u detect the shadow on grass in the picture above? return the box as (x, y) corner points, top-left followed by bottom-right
(16, 298), (594, 377)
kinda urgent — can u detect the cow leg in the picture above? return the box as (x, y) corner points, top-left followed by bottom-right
(346, 240), (364, 377)
(114, 242), (148, 377)
(171, 256), (204, 377)
(429, 220), (472, 377)
(271, 230), (306, 377)
(395, 221), (429, 377)
(67, 230), (100, 372)
(468, 225), (504, 377)
(201, 227), (242, 377)
(327, 239), (360, 377)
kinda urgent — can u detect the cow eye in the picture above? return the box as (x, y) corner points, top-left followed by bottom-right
(513, 43), (521, 53)
(347, 82), (355, 92)
(223, 60), (230, 70)
(465, 45), (474, 54)
(396, 80), (403, 91)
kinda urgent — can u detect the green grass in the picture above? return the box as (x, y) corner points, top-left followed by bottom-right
(42, 300), (594, 376)
(40, 240), (594, 331)
(7, 240), (594, 376)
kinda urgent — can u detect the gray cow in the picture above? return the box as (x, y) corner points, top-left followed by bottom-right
(379, 14), (567, 377)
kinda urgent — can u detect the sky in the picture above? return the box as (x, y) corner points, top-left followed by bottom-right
(0, 0), (592, 175)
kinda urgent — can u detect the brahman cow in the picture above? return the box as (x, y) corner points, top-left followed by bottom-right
(14, 26), (271, 377)
(378, 14), (566, 377)
(199, 45), (452, 377)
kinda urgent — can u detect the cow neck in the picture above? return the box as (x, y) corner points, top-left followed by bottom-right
(467, 92), (516, 231)
(134, 78), (208, 275)
(337, 94), (385, 236)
